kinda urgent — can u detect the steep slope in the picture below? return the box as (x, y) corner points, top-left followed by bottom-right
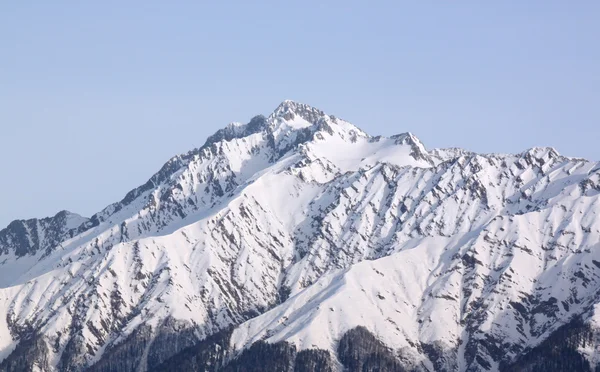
(1, 100), (600, 372)
(231, 146), (600, 371)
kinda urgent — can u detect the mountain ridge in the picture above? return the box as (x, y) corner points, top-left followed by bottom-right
(1, 100), (600, 372)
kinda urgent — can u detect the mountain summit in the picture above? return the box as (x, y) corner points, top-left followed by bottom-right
(1, 101), (600, 372)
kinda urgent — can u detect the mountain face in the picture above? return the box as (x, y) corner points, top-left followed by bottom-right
(1, 100), (600, 372)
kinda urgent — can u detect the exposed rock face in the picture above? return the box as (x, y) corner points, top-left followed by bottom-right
(0, 210), (88, 257)
(1, 101), (600, 371)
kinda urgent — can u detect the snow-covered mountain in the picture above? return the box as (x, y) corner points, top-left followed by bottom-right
(1, 100), (600, 372)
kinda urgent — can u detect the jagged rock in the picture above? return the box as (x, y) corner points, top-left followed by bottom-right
(1, 101), (600, 372)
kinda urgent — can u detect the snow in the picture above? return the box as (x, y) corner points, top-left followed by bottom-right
(231, 236), (455, 352)
(1, 100), (600, 371)
(305, 134), (431, 174)
(0, 286), (18, 362)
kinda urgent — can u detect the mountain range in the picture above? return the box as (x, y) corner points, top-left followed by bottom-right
(1, 100), (600, 372)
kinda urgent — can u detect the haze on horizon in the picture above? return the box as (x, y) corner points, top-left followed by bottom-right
(1, 1), (599, 227)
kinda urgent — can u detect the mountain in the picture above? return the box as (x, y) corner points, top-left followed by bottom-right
(1, 100), (600, 372)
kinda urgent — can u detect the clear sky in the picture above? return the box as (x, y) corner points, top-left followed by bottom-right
(1, 1), (599, 227)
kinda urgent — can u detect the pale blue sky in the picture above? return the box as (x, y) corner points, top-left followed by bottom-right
(1, 1), (599, 226)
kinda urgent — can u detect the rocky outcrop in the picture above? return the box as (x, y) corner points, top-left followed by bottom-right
(1, 101), (600, 371)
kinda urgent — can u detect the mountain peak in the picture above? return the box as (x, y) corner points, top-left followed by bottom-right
(272, 99), (318, 113)
(523, 146), (560, 159)
(390, 132), (423, 146)
(270, 100), (327, 124)
(3, 101), (600, 372)
(389, 132), (430, 163)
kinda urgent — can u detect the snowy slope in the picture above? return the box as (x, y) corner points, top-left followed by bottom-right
(1, 100), (600, 371)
